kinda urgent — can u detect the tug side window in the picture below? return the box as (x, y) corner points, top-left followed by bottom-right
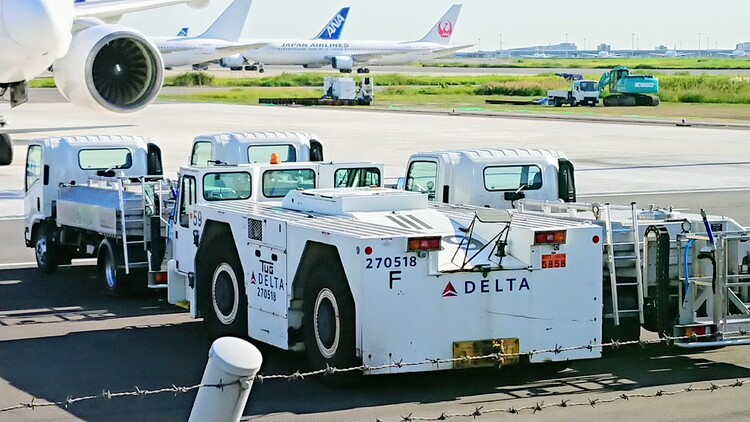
(179, 176), (197, 228)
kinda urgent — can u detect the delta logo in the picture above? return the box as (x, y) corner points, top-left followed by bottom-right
(437, 21), (453, 38)
(442, 282), (457, 297)
(442, 278), (531, 297)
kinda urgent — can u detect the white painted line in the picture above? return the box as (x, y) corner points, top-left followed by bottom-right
(0, 261), (37, 270)
(0, 216), (23, 221)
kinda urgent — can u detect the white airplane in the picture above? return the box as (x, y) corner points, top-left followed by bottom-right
(717, 50), (748, 58)
(582, 50), (625, 59)
(152, 0), (265, 71)
(520, 52), (559, 59)
(0, 0), (212, 164)
(650, 48), (693, 57)
(219, 6), (351, 72)
(229, 4), (469, 74)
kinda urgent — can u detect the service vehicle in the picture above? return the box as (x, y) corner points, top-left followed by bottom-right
(188, 132), (325, 167)
(547, 73), (600, 107)
(398, 148), (750, 347)
(22, 135), (382, 295)
(168, 185), (605, 374)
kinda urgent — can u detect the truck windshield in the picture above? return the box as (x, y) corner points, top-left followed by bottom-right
(579, 81), (598, 91)
(263, 169), (315, 198)
(334, 167), (381, 187)
(203, 172), (252, 201)
(78, 148), (133, 170)
(484, 165), (542, 191)
(248, 145), (297, 164)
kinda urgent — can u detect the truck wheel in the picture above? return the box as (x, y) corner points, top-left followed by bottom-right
(98, 238), (127, 296)
(201, 244), (247, 338)
(303, 271), (357, 372)
(554, 99), (563, 107)
(34, 228), (58, 273)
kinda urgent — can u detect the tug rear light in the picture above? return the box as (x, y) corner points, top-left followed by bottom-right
(534, 230), (567, 245)
(407, 236), (442, 252)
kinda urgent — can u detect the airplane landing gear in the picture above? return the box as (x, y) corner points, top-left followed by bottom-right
(356, 68), (370, 74)
(339, 69), (353, 73)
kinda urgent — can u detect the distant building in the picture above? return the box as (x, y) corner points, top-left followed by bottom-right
(597, 43), (611, 52)
(736, 42), (750, 51)
(655, 45), (668, 51)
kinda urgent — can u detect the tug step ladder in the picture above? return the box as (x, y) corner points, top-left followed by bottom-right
(603, 203), (645, 326)
(116, 179), (149, 275)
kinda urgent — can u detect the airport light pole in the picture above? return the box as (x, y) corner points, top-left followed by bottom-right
(698, 32), (701, 57)
(631, 33), (635, 57)
(706, 37), (710, 55)
(499, 33), (503, 56)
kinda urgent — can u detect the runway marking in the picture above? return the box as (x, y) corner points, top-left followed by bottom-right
(0, 262), (37, 270)
(578, 161), (750, 171)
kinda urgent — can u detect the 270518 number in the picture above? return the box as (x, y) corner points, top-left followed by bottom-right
(366, 256), (417, 269)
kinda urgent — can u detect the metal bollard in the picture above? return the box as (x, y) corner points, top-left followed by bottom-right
(189, 337), (263, 422)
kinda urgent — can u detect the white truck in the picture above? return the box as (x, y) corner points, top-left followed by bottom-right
(547, 79), (600, 107)
(189, 132), (325, 167)
(398, 148), (750, 348)
(168, 184), (605, 374)
(22, 135), (381, 295)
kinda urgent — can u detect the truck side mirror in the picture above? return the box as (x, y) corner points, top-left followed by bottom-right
(0, 133), (12, 165)
(504, 191), (525, 201)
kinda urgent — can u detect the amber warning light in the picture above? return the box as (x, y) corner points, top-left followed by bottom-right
(407, 237), (442, 252)
(534, 230), (567, 245)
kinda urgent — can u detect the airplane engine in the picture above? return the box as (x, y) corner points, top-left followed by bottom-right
(331, 56), (353, 70)
(220, 54), (246, 69)
(53, 24), (163, 114)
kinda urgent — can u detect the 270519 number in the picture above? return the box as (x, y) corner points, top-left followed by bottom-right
(366, 256), (417, 269)
(257, 287), (276, 301)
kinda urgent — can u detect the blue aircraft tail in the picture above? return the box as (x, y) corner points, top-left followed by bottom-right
(177, 27), (189, 37)
(314, 7), (349, 40)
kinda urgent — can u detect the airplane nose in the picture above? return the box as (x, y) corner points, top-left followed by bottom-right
(1, 0), (74, 49)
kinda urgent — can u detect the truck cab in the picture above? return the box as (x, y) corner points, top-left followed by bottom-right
(402, 149), (576, 209)
(189, 132), (325, 166)
(547, 79), (600, 107)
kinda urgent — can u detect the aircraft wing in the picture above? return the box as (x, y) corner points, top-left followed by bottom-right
(216, 42), (267, 53)
(161, 42), (266, 55)
(428, 44), (473, 58)
(348, 51), (422, 63)
(74, 0), (209, 19)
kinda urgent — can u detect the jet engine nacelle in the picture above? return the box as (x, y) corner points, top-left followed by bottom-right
(331, 56), (353, 70)
(53, 24), (164, 114)
(219, 54), (246, 69)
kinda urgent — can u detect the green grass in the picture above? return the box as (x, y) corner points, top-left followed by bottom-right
(427, 58), (750, 70)
(32, 70), (750, 105)
(158, 86), (750, 121)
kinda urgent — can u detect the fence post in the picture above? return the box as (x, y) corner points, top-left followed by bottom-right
(189, 337), (263, 422)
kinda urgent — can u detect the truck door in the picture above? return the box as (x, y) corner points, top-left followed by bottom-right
(405, 160), (440, 202)
(309, 139), (324, 162)
(24, 145), (47, 243)
(173, 174), (198, 275)
(557, 158), (576, 202)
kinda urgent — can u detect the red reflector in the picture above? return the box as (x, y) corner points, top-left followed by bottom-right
(534, 230), (567, 245)
(155, 272), (168, 284)
(686, 326), (707, 337)
(364, 246), (373, 255)
(407, 237), (441, 252)
(592, 235), (600, 244)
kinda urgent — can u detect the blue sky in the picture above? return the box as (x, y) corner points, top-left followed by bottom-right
(120, 0), (750, 50)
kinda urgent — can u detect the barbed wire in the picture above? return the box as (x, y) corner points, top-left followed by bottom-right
(1, 330), (748, 413)
(375, 379), (749, 421)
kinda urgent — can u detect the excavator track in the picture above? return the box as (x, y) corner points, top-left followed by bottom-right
(603, 94), (660, 107)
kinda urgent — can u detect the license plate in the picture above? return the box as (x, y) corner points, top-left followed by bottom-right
(453, 338), (520, 368)
(542, 253), (567, 269)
